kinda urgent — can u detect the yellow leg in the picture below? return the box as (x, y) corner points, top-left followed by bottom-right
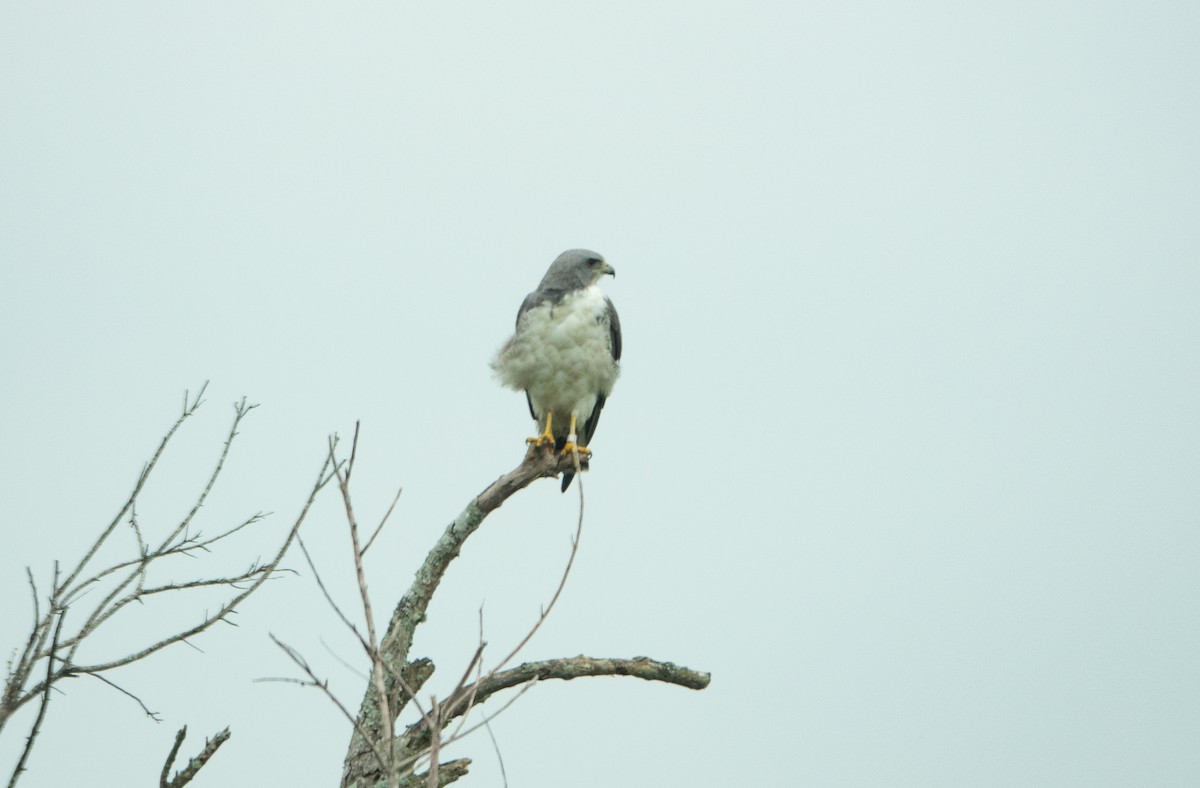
(526, 411), (555, 448)
(560, 413), (592, 457)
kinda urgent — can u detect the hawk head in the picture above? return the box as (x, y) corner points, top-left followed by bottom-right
(537, 249), (616, 292)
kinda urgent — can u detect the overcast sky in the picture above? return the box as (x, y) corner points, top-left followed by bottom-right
(2, 2), (1198, 786)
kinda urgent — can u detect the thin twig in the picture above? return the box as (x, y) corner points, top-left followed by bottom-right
(150, 397), (258, 566)
(443, 644), (486, 726)
(346, 422), (359, 482)
(427, 471), (586, 749)
(55, 566), (274, 659)
(7, 610), (64, 788)
(264, 635), (389, 773)
(427, 682), (537, 755)
(320, 637), (370, 682)
(397, 484), (587, 779)
(487, 479), (584, 676)
(56, 398), (262, 683)
(128, 498), (146, 558)
(88, 673), (162, 721)
(331, 427), (397, 786)
(342, 445), (582, 788)
(362, 486), (403, 557)
(65, 511), (271, 602)
(427, 696), (439, 788)
(296, 534), (369, 651)
(446, 611), (488, 743)
(438, 472), (586, 728)
(8, 565), (61, 731)
(481, 712), (508, 788)
(379, 446), (578, 678)
(20, 452), (335, 702)
(59, 382), (208, 597)
(4, 570), (43, 719)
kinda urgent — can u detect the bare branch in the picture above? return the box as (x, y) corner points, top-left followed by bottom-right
(162, 726), (231, 788)
(7, 611), (64, 788)
(398, 758), (470, 788)
(426, 696), (439, 788)
(487, 475), (584, 677)
(345, 421), (360, 482)
(381, 444), (578, 681)
(66, 511), (270, 600)
(445, 644), (486, 724)
(1, 565), (60, 738)
(58, 381), (209, 598)
(264, 635), (389, 774)
(51, 563), (275, 663)
(59, 452), (332, 678)
(408, 682), (536, 766)
(51, 396), (267, 692)
(444, 612), (488, 744)
(481, 713), (508, 788)
(159, 726), (187, 788)
(128, 497), (146, 557)
(150, 397), (258, 569)
(319, 429), (712, 786)
(473, 655), (711, 697)
(12, 445), (334, 721)
(295, 535), (369, 652)
(87, 673), (162, 721)
(430, 476), (584, 744)
(402, 656), (711, 757)
(362, 486), (402, 558)
(340, 445), (575, 787)
(330, 425), (397, 787)
(2, 570), (43, 722)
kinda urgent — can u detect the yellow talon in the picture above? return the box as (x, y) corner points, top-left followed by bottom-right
(560, 441), (592, 457)
(559, 413), (592, 457)
(526, 411), (555, 448)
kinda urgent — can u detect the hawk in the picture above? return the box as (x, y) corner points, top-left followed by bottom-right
(492, 249), (622, 491)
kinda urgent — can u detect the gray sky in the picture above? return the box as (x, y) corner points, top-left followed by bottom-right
(2, 2), (1198, 786)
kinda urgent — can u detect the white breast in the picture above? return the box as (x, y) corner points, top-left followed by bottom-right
(492, 285), (619, 421)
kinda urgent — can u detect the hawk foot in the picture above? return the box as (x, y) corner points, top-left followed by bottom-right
(527, 411), (555, 449)
(560, 442), (592, 458)
(525, 432), (555, 449)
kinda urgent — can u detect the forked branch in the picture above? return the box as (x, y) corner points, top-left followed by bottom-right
(2, 388), (335, 787)
(338, 440), (711, 788)
(159, 726), (232, 788)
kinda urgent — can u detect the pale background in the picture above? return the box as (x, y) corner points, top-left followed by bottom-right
(2, 2), (1198, 786)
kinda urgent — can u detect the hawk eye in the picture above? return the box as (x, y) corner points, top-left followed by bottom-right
(587, 258), (601, 267)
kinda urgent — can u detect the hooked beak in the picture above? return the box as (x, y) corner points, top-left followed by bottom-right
(603, 262), (616, 278)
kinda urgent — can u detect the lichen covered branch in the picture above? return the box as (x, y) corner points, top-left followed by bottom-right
(400, 655), (711, 755)
(159, 726), (231, 788)
(341, 445), (577, 787)
(333, 439), (711, 788)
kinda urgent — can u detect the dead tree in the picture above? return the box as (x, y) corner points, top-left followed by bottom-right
(310, 429), (711, 788)
(1, 384), (335, 788)
(3, 391), (709, 787)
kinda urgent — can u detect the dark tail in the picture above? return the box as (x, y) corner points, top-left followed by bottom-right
(555, 434), (575, 492)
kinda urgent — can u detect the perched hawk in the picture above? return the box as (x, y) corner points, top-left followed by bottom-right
(492, 249), (622, 491)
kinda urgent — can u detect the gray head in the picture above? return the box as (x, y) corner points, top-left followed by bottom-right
(537, 248), (616, 293)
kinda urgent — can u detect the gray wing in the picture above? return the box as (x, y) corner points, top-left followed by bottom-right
(515, 290), (542, 329)
(579, 297), (621, 446)
(606, 296), (621, 361)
